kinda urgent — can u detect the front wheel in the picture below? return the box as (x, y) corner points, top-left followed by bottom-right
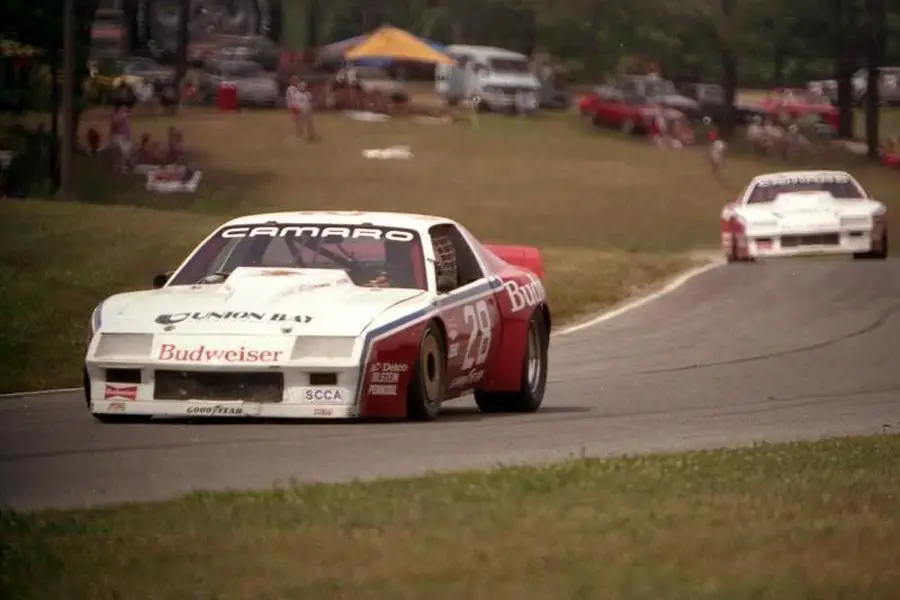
(406, 322), (446, 421)
(475, 309), (549, 414)
(854, 230), (889, 260)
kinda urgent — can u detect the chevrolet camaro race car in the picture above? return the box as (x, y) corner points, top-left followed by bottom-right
(720, 170), (888, 262)
(85, 212), (551, 423)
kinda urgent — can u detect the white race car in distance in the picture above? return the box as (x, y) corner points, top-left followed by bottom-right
(720, 170), (888, 262)
(85, 211), (551, 423)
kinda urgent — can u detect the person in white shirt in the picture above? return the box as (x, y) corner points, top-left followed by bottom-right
(285, 75), (318, 141)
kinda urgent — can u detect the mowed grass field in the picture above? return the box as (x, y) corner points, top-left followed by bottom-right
(2, 434), (898, 600)
(1, 106), (899, 392)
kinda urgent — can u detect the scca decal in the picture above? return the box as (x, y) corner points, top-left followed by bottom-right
(219, 225), (416, 242)
(303, 388), (345, 403)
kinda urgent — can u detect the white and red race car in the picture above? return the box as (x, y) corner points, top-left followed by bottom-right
(85, 211), (551, 423)
(720, 170), (888, 262)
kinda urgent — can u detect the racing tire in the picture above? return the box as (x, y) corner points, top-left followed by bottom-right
(621, 119), (636, 135)
(474, 308), (549, 414)
(406, 321), (446, 421)
(853, 231), (889, 260)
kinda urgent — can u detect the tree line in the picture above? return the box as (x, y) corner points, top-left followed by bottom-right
(291, 0), (897, 148)
(2, 0), (898, 164)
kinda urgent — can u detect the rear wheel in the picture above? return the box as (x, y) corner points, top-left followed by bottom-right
(475, 309), (548, 414)
(406, 322), (446, 421)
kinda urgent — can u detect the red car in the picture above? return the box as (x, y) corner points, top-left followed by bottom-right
(84, 211), (551, 423)
(580, 88), (659, 134)
(759, 88), (839, 129)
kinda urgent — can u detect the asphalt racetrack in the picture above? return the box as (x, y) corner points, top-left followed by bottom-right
(2, 259), (899, 511)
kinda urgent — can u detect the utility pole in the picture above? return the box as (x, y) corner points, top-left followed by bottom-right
(61, 0), (75, 201)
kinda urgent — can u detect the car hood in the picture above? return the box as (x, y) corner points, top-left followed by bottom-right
(736, 192), (885, 225)
(96, 267), (427, 337)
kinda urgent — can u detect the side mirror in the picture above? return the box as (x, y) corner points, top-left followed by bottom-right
(153, 271), (173, 289)
(436, 274), (456, 294)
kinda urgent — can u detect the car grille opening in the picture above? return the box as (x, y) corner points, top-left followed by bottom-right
(781, 233), (840, 247)
(309, 372), (338, 386)
(105, 368), (142, 384)
(154, 370), (284, 403)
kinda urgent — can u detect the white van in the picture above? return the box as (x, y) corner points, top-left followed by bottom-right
(435, 45), (541, 113)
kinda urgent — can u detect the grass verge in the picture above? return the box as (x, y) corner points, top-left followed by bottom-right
(2, 434), (898, 599)
(2, 108), (898, 392)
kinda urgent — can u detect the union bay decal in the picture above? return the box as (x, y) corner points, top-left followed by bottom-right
(155, 311), (312, 325)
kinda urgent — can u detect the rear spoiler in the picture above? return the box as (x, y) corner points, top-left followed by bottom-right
(484, 244), (544, 280)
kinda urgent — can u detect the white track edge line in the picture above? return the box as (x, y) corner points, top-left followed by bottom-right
(552, 259), (725, 337)
(1, 387), (80, 399)
(1, 260), (724, 399)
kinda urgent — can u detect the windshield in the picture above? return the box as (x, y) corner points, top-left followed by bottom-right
(488, 58), (531, 73)
(645, 80), (677, 97)
(747, 175), (864, 204)
(169, 223), (428, 290)
(221, 61), (264, 78)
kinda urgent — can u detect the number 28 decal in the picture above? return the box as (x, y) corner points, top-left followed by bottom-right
(462, 299), (493, 370)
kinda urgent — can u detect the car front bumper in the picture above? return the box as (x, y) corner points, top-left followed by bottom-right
(86, 342), (366, 420)
(745, 230), (876, 257)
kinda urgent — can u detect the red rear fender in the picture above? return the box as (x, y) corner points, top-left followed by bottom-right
(484, 244), (544, 280)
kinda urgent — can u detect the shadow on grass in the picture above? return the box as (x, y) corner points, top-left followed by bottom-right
(71, 148), (274, 214)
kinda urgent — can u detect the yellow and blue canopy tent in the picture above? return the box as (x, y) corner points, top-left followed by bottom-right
(343, 25), (453, 65)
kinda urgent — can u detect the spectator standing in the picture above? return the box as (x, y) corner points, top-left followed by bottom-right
(109, 105), (133, 173)
(285, 75), (318, 142)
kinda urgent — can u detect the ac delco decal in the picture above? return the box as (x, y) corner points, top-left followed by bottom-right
(155, 311), (312, 325)
(158, 343), (283, 363)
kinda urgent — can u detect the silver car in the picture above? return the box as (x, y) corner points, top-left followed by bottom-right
(199, 59), (279, 107)
(808, 67), (900, 106)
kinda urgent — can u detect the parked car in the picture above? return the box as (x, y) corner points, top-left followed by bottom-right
(598, 74), (701, 120)
(87, 56), (175, 104)
(208, 35), (280, 72)
(534, 65), (571, 109)
(579, 88), (657, 134)
(759, 88), (839, 130)
(808, 67), (900, 106)
(199, 59), (279, 107)
(678, 82), (767, 124)
(335, 65), (409, 103)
